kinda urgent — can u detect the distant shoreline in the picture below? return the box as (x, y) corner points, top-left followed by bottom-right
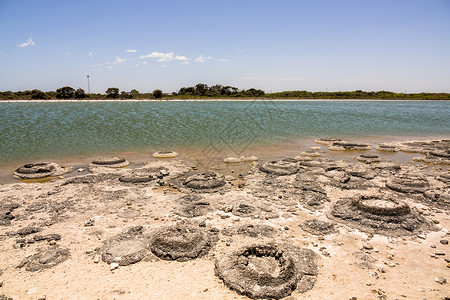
(1, 98), (450, 103)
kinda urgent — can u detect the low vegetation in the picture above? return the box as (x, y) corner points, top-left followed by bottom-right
(1, 84), (449, 100)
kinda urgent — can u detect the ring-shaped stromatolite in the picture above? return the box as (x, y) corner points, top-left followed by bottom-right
(13, 162), (56, 179)
(300, 219), (336, 236)
(152, 151), (178, 158)
(329, 194), (431, 236)
(91, 157), (129, 168)
(17, 247), (70, 271)
(386, 175), (430, 194)
(315, 138), (343, 146)
(101, 226), (148, 266)
(259, 160), (299, 176)
(352, 196), (411, 216)
(301, 150), (321, 157)
(328, 141), (372, 151)
(376, 144), (399, 152)
(119, 173), (155, 183)
(183, 172), (226, 191)
(149, 224), (211, 261)
(356, 154), (381, 164)
(215, 244), (298, 299)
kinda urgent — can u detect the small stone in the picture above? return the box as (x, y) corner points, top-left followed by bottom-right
(0, 281), (3, 287)
(432, 219), (440, 224)
(127, 201), (132, 206)
(311, 242), (318, 247)
(86, 249), (94, 254)
(366, 282), (372, 286)
(430, 253), (436, 258)
(84, 218), (95, 227)
(198, 221), (206, 227)
(37, 296), (46, 300)
(284, 226), (289, 230)
(431, 244), (436, 249)
(363, 243), (374, 250)
(434, 277), (447, 284)
(77, 168), (84, 172)
(435, 250), (445, 255)
(94, 255), (100, 263)
(417, 234), (426, 239)
(445, 258), (450, 263)
(48, 240), (56, 245)
(350, 297), (357, 300)
(110, 262), (119, 271)
(440, 239), (449, 245)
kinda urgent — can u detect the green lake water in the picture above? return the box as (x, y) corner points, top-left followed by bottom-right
(0, 100), (449, 164)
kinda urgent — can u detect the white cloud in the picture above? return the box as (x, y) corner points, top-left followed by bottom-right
(89, 52), (94, 57)
(142, 61), (147, 65)
(139, 51), (189, 62)
(64, 51), (70, 55)
(113, 56), (127, 64)
(17, 37), (35, 48)
(125, 49), (137, 53)
(219, 58), (231, 63)
(195, 55), (212, 63)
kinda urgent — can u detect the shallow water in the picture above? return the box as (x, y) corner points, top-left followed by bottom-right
(0, 100), (449, 165)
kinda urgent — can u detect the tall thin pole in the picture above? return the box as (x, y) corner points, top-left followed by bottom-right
(87, 75), (90, 94)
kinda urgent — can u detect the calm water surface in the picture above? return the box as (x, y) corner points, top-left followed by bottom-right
(0, 100), (449, 164)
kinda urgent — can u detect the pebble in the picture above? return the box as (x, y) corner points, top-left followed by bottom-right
(434, 277), (447, 284)
(0, 281), (3, 287)
(435, 250), (445, 256)
(94, 255), (100, 263)
(48, 240), (56, 246)
(110, 263), (119, 271)
(417, 234), (426, 239)
(86, 250), (94, 254)
(440, 239), (449, 245)
(77, 168), (84, 172)
(198, 221), (206, 227)
(363, 243), (374, 250)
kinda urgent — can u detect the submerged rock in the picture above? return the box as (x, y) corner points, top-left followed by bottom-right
(91, 157), (129, 168)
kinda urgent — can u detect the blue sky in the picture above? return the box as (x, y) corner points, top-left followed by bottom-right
(1, 0), (449, 93)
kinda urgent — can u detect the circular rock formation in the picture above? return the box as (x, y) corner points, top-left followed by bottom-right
(153, 151), (178, 158)
(175, 194), (212, 218)
(413, 150), (450, 165)
(182, 172), (226, 192)
(240, 155), (258, 162)
(119, 173), (155, 183)
(150, 224), (211, 261)
(329, 141), (372, 151)
(215, 243), (318, 299)
(259, 160), (299, 176)
(301, 150), (321, 157)
(330, 194), (431, 236)
(356, 154), (381, 164)
(91, 157), (129, 168)
(17, 247), (70, 271)
(224, 157), (241, 163)
(386, 175), (430, 194)
(294, 156), (313, 162)
(300, 219), (336, 236)
(101, 226), (148, 266)
(376, 144), (399, 152)
(236, 224), (277, 238)
(13, 162), (56, 179)
(315, 138), (343, 147)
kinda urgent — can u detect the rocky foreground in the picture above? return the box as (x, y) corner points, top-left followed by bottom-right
(0, 139), (449, 299)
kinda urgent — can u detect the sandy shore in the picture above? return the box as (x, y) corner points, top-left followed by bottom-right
(0, 138), (448, 299)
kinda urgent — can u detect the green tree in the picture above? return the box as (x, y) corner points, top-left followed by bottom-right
(56, 86), (75, 99)
(130, 89), (140, 98)
(74, 88), (86, 99)
(106, 87), (119, 98)
(153, 89), (163, 99)
(30, 89), (47, 99)
(120, 91), (132, 99)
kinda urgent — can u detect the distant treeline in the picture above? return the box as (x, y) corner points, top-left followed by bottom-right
(1, 84), (449, 100)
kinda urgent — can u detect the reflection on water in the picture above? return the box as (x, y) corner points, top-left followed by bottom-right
(0, 100), (449, 164)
